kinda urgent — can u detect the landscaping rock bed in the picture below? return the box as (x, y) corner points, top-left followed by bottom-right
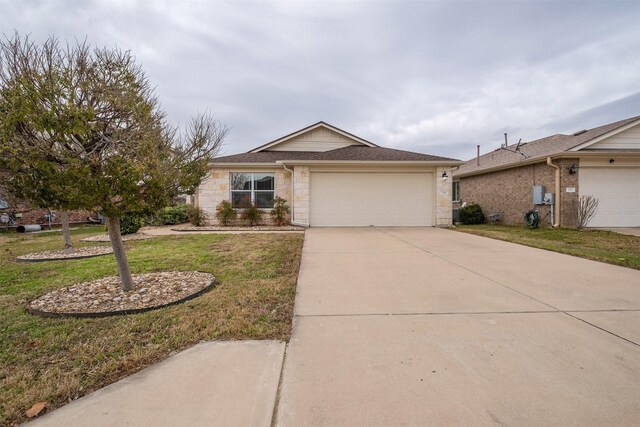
(80, 232), (154, 242)
(172, 225), (305, 232)
(27, 271), (215, 318)
(16, 246), (114, 262)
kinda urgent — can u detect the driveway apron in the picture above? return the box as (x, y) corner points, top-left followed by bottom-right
(275, 227), (640, 426)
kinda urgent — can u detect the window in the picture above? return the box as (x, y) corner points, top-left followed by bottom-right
(230, 172), (275, 208)
(452, 181), (460, 202)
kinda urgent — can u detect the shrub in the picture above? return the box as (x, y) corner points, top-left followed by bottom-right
(119, 212), (146, 234)
(215, 200), (237, 226)
(459, 203), (485, 225)
(144, 204), (189, 226)
(239, 197), (263, 226)
(270, 197), (290, 226)
(574, 195), (599, 229)
(158, 204), (189, 225)
(187, 204), (208, 226)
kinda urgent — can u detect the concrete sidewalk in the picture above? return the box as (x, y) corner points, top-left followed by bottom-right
(276, 227), (640, 426)
(29, 341), (285, 427)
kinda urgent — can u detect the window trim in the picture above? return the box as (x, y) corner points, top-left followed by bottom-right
(229, 172), (275, 208)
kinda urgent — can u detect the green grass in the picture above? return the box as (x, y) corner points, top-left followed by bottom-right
(454, 225), (640, 270)
(0, 226), (304, 426)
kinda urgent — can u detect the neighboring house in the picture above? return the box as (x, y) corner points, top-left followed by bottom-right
(195, 121), (462, 227)
(453, 115), (640, 228)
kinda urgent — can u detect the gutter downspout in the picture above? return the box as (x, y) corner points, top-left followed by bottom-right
(546, 157), (560, 227)
(281, 162), (296, 224)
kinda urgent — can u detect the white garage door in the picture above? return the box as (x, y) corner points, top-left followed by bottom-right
(579, 168), (640, 227)
(310, 172), (434, 226)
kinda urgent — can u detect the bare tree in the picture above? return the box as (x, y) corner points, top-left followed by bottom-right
(575, 195), (599, 229)
(0, 34), (227, 290)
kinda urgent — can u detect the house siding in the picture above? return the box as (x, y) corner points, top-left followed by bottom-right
(267, 127), (359, 152)
(457, 158), (579, 227)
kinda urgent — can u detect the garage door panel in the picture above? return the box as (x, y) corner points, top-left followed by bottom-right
(579, 168), (640, 227)
(310, 173), (433, 227)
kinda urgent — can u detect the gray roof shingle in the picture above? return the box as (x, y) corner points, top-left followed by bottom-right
(454, 115), (640, 177)
(213, 145), (459, 163)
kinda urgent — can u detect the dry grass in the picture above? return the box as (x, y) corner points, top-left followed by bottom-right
(454, 225), (640, 270)
(0, 226), (304, 426)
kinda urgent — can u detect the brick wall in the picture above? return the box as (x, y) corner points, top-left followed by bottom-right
(457, 158), (579, 227)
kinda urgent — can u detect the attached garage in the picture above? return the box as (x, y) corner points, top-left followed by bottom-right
(309, 172), (434, 226)
(579, 168), (640, 227)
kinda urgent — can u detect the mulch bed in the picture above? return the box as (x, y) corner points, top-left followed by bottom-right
(80, 232), (154, 242)
(172, 225), (305, 232)
(27, 271), (215, 318)
(16, 246), (114, 262)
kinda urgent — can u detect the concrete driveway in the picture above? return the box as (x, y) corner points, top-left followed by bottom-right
(275, 227), (640, 426)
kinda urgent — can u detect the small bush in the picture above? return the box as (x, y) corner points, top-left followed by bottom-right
(270, 197), (290, 226)
(215, 200), (237, 226)
(239, 198), (263, 226)
(158, 204), (189, 225)
(187, 204), (208, 226)
(460, 203), (485, 225)
(574, 195), (599, 229)
(119, 213), (146, 234)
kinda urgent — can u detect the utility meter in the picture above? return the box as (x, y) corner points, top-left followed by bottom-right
(543, 192), (555, 205)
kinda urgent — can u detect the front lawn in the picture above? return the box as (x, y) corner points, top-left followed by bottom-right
(0, 226), (304, 426)
(454, 225), (640, 270)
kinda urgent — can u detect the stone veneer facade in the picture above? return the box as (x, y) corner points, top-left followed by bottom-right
(196, 167), (292, 226)
(455, 158), (579, 227)
(197, 165), (454, 227)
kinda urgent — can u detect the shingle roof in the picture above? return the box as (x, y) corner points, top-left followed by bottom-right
(213, 145), (459, 163)
(454, 115), (640, 177)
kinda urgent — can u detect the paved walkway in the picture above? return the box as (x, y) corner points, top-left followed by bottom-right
(275, 227), (640, 426)
(28, 341), (285, 427)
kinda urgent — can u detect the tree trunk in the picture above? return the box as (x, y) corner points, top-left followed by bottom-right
(60, 211), (74, 253)
(106, 216), (134, 291)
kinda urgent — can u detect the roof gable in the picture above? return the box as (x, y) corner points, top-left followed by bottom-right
(571, 119), (640, 151)
(454, 115), (640, 177)
(249, 121), (377, 153)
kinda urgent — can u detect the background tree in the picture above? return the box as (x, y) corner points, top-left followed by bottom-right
(0, 34), (227, 290)
(0, 36), (90, 251)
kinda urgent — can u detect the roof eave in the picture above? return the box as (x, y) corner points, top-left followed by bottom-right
(276, 160), (464, 166)
(454, 150), (640, 178)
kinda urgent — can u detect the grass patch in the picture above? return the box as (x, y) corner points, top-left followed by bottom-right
(0, 226), (304, 426)
(454, 225), (640, 270)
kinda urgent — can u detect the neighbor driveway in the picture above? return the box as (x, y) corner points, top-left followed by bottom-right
(276, 227), (640, 426)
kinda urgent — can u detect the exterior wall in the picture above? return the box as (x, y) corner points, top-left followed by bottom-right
(1, 187), (94, 227)
(267, 128), (360, 152)
(0, 208), (93, 228)
(457, 158), (579, 227)
(436, 166), (453, 227)
(196, 167), (292, 225)
(198, 164), (456, 227)
(292, 166), (310, 225)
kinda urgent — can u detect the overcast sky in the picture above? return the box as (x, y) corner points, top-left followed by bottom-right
(2, 0), (640, 160)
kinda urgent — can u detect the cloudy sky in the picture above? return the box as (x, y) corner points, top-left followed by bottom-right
(2, 0), (639, 160)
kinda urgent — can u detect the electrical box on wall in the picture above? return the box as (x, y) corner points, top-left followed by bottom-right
(543, 192), (555, 205)
(532, 185), (545, 205)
